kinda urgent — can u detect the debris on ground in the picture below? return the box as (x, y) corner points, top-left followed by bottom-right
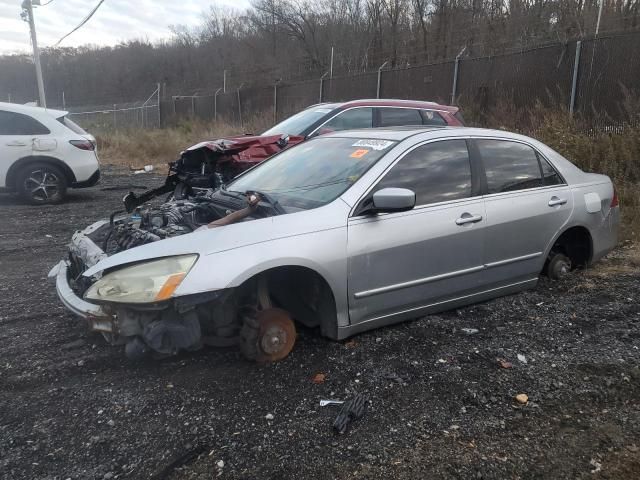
(332, 394), (369, 434)
(460, 328), (479, 335)
(515, 393), (529, 405)
(496, 358), (513, 369)
(517, 354), (528, 364)
(312, 373), (326, 384)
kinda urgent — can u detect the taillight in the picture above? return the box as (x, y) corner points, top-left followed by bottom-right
(611, 188), (619, 208)
(69, 139), (95, 151)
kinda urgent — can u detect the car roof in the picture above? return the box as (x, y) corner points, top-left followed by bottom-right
(340, 98), (458, 112)
(306, 99), (459, 112)
(322, 125), (452, 141)
(323, 126), (525, 141)
(0, 101), (68, 118)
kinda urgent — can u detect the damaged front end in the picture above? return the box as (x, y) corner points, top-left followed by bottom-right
(49, 186), (265, 359)
(122, 134), (300, 212)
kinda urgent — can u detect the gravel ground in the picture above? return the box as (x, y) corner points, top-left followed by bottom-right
(1, 166), (639, 480)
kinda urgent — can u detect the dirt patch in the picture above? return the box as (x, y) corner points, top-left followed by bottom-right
(0, 167), (639, 479)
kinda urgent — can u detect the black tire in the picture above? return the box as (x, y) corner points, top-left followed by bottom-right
(16, 163), (67, 204)
(546, 252), (572, 280)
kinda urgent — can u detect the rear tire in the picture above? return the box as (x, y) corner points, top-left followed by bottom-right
(546, 252), (572, 280)
(16, 163), (67, 204)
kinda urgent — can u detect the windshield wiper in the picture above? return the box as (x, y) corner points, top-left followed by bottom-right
(224, 189), (286, 215)
(244, 189), (286, 215)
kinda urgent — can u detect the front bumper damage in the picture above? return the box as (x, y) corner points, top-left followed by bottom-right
(48, 260), (113, 332)
(49, 257), (237, 359)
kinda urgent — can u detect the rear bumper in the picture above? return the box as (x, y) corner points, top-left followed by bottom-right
(48, 260), (114, 333)
(72, 169), (100, 188)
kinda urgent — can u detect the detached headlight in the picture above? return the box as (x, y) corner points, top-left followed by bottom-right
(84, 254), (198, 304)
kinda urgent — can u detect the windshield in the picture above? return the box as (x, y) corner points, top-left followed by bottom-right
(228, 137), (397, 211)
(262, 106), (335, 136)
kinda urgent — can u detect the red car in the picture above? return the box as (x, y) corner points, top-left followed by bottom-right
(125, 99), (465, 210)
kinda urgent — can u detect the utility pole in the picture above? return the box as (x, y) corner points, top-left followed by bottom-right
(21, 0), (46, 107)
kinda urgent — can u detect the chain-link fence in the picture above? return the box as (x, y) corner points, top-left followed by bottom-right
(69, 31), (640, 132)
(66, 86), (160, 132)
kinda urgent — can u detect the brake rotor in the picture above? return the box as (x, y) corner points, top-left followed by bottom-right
(256, 308), (296, 362)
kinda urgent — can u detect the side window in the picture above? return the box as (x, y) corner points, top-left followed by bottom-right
(378, 108), (423, 127)
(321, 108), (373, 132)
(421, 110), (447, 126)
(0, 110), (50, 135)
(538, 153), (563, 186)
(374, 139), (472, 205)
(477, 140), (543, 194)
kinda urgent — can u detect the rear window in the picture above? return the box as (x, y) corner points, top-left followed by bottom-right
(378, 108), (423, 127)
(58, 116), (88, 135)
(0, 110), (50, 135)
(421, 110), (447, 126)
(477, 139), (543, 193)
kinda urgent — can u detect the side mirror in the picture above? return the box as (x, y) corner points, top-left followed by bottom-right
(372, 188), (416, 213)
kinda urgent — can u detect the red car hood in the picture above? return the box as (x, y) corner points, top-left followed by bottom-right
(184, 134), (305, 166)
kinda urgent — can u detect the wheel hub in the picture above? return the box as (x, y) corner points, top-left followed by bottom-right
(260, 325), (288, 355)
(24, 170), (59, 201)
(255, 308), (296, 362)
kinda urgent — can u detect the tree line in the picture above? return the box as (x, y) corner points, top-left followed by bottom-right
(1, 0), (638, 107)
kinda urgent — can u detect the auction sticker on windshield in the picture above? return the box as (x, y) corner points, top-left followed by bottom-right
(352, 139), (395, 151)
(350, 149), (369, 158)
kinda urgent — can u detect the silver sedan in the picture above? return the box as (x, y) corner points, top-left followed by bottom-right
(50, 127), (619, 361)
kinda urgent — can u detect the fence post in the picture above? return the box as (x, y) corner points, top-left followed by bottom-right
(376, 61), (389, 99)
(237, 83), (244, 129)
(319, 71), (329, 103)
(214, 87), (222, 121)
(273, 78), (282, 123)
(113, 104), (117, 130)
(191, 96), (196, 117)
(569, 40), (582, 116)
(156, 82), (161, 128)
(450, 47), (467, 105)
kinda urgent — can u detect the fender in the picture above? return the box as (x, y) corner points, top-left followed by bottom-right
(6, 155), (77, 189)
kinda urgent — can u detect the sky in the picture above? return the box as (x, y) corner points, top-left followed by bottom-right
(0, 0), (249, 55)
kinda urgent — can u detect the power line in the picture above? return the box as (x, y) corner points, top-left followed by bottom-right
(53, 0), (106, 47)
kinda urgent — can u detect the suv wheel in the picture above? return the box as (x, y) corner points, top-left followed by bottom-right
(17, 163), (68, 204)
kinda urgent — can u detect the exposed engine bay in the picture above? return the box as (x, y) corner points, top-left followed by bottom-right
(67, 188), (267, 289)
(61, 189), (271, 360)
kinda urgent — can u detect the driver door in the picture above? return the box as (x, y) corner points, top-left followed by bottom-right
(347, 139), (486, 325)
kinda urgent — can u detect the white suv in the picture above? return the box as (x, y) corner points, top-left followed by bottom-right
(0, 102), (100, 204)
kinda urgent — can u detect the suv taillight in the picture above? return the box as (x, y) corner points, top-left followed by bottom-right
(611, 188), (619, 208)
(69, 139), (95, 151)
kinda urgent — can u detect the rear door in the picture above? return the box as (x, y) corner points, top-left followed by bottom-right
(347, 138), (487, 325)
(474, 138), (573, 286)
(0, 110), (48, 187)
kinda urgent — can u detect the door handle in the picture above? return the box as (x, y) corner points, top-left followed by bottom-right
(548, 196), (567, 207)
(5, 141), (27, 147)
(456, 213), (483, 225)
